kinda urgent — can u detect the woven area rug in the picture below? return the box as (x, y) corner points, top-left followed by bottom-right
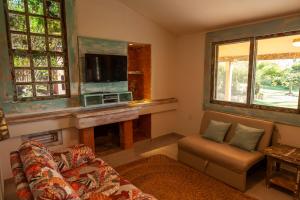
(115, 155), (257, 200)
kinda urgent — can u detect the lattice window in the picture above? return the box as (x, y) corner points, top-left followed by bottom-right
(3, 0), (69, 100)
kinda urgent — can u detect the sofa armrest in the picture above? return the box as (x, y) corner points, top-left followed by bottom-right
(10, 151), (33, 200)
(52, 144), (96, 172)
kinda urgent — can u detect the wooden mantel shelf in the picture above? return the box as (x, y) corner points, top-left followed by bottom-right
(6, 98), (178, 125)
(74, 106), (140, 129)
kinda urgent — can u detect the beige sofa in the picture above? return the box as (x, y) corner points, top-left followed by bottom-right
(178, 111), (274, 191)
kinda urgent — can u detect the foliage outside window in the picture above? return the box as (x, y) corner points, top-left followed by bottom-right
(212, 33), (300, 113)
(4, 0), (69, 100)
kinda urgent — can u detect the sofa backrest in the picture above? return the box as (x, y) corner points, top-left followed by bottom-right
(17, 141), (81, 200)
(199, 111), (274, 152)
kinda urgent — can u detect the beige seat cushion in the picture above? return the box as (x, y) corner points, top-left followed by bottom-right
(178, 136), (264, 173)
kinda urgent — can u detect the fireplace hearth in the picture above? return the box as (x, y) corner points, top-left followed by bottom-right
(94, 123), (121, 156)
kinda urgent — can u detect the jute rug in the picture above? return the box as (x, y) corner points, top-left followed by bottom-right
(115, 155), (257, 200)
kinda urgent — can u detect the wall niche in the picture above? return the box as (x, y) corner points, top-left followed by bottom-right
(128, 43), (151, 101)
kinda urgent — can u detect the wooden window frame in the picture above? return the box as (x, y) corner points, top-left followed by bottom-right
(3, 0), (70, 101)
(210, 31), (300, 114)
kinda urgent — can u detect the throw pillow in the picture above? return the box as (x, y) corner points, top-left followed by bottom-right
(229, 124), (264, 151)
(202, 120), (231, 143)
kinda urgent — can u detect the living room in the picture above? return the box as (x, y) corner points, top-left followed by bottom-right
(0, 0), (300, 200)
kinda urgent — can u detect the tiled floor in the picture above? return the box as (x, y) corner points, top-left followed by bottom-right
(4, 133), (294, 200)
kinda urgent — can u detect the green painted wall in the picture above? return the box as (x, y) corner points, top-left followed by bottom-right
(78, 36), (128, 94)
(204, 15), (300, 126)
(0, 0), (80, 114)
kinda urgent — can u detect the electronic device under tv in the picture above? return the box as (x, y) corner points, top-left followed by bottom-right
(85, 53), (127, 82)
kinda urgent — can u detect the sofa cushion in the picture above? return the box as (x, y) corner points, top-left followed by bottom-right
(229, 124), (264, 151)
(52, 144), (96, 173)
(202, 120), (231, 143)
(19, 141), (81, 200)
(62, 158), (120, 199)
(63, 158), (155, 200)
(109, 178), (156, 200)
(178, 136), (264, 173)
(88, 192), (112, 200)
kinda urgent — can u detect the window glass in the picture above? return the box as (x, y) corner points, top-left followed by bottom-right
(4, 0), (68, 100)
(215, 41), (250, 103)
(254, 35), (300, 109)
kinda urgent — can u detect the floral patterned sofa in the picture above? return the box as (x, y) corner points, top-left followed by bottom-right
(10, 141), (156, 200)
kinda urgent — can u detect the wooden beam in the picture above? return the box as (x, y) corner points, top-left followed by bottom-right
(79, 127), (95, 152)
(120, 120), (133, 149)
(219, 52), (300, 62)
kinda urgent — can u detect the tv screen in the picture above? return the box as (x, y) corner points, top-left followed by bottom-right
(85, 54), (127, 82)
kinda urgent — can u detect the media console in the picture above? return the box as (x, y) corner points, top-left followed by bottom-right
(81, 91), (133, 107)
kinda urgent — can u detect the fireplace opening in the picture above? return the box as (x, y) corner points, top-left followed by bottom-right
(94, 123), (121, 156)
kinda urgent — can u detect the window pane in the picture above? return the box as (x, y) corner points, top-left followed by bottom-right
(28, 0), (44, 15)
(53, 83), (66, 95)
(215, 41), (250, 103)
(13, 54), (30, 67)
(16, 85), (33, 98)
(9, 13), (26, 32)
(47, 0), (61, 18)
(5, 0), (69, 100)
(8, 0), (25, 12)
(50, 55), (63, 67)
(34, 70), (49, 82)
(51, 69), (65, 81)
(29, 16), (45, 33)
(36, 84), (50, 96)
(49, 37), (63, 52)
(33, 55), (48, 67)
(31, 36), (46, 50)
(47, 19), (61, 35)
(15, 69), (32, 82)
(11, 33), (28, 50)
(254, 35), (300, 109)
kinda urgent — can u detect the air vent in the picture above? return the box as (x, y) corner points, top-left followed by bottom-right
(22, 130), (63, 146)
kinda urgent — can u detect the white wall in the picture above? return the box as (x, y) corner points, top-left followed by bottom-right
(174, 33), (206, 136)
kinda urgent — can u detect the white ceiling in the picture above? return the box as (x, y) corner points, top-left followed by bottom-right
(117, 0), (300, 35)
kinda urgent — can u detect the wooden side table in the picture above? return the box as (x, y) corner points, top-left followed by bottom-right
(264, 145), (300, 200)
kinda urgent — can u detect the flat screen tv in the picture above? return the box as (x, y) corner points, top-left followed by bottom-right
(85, 54), (127, 82)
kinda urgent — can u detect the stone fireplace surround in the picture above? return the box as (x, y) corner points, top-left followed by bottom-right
(74, 106), (139, 152)
(6, 98), (178, 154)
